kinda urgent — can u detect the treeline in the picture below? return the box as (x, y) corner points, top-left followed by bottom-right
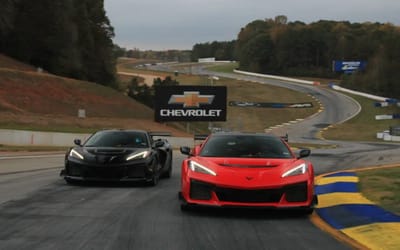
(191, 40), (237, 61)
(0, 0), (117, 88)
(193, 15), (400, 99)
(114, 45), (192, 62)
(127, 76), (179, 108)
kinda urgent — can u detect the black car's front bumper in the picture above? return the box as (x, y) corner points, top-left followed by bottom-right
(61, 158), (155, 182)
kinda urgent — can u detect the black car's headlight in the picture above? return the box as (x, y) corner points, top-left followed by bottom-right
(189, 160), (217, 176)
(126, 151), (150, 161)
(281, 163), (308, 178)
(69, 149), (84, 160)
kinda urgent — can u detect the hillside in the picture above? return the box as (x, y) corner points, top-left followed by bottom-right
(0, 54), (190, 136)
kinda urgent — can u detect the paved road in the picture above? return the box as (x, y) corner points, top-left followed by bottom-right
(0, 153), (351, 250)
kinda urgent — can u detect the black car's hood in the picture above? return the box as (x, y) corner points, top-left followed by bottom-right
(73, 147), (148, 164)
(85, 147), (135, 155)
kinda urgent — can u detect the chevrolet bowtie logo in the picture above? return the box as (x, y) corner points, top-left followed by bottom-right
(168, 91), (214, 108)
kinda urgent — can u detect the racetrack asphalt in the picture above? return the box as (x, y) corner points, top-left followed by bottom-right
(1, 151), (399, 249)
(0, 151), (64, 175)
(311, 165), (400, 250)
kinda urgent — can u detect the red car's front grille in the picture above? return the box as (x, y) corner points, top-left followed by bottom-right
(190, 180), (213, 200)
(284, 182), (308, 202)
(189, 179), (309, 203)
(216, 187), (282, 203)
(216, 182), (308, 203)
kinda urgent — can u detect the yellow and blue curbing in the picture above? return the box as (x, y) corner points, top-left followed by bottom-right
(313, 171), (400, 249)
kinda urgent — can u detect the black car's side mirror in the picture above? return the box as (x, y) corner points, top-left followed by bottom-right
(74, 139), (82, 146)
(180, 146), (191, 155)
(298, 149), (311, 159)
(154, 140), (165, 148)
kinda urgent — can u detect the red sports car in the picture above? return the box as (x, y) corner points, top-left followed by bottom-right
(179, 132), (317, 213)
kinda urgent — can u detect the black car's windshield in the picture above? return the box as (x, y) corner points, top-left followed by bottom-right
(84, 131), (149, 148)
(199, 134), (292, 159)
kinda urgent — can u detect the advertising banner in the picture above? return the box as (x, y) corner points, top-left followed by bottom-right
(229, 101), (313, 108)
(333, 60), (367, 74)
(154, 86), (227, 122)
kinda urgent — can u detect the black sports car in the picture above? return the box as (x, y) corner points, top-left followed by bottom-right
(60, 129), (173, 186)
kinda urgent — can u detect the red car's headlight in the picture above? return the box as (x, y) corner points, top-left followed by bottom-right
(189, 160), (217, 176)
(281, 163), (308, 178)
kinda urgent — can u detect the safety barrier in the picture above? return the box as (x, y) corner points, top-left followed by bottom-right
(0, 129), (193, 148)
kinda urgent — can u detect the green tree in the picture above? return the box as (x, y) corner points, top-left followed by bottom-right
(2, 0), (117, 88)
(9, 0), (78, 74)
(127, 77), (153, 107)
(191, 40), (236, 61)
(128, 76), (180, 108)
(153, 76), (179, 86)
(73, 0), (116, 87)
(0, 0), (20, 51)
(239, 33), (275, 73)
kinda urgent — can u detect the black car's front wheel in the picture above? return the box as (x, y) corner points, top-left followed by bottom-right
(65, 178), (78, 185)
(147, 160), (161, 186)
(161, 157), (173, 178)
(148, 174), (159, 186)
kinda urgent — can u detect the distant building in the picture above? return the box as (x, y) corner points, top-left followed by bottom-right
(198, 57), (215, 63)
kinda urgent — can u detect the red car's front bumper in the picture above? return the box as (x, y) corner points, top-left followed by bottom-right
(180, 177), (316, 210)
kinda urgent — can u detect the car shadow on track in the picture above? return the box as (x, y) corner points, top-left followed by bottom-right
(180, 206), (312, 220)
(62, 180), (155, 189)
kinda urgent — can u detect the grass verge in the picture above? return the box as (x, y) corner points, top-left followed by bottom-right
(357, 166), (400, 215)
(205, 62), (238, 73)
(321, 91), (400, 142)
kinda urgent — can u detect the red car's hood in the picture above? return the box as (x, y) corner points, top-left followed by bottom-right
(192, 156), (307, 188)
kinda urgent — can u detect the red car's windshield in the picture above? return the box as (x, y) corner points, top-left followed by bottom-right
(199, 134), (292, 159)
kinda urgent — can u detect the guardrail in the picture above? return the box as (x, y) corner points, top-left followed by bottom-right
(328, 83), (388, 102)
(0, 129), (193, 148)
(233, 69), (320, 85)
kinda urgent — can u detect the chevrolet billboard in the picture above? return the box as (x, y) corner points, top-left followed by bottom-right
(154, 86), (227, 122)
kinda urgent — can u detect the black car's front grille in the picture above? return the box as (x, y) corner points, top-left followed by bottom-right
(68, 164), (82, 177)
(127, 165), (146, 178)
(67, 162), (147, 179)
(189, 180), (309, 203)
(84, 166), (126, 179)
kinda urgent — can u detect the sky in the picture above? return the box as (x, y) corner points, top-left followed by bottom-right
(104, 0), (400, 51)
